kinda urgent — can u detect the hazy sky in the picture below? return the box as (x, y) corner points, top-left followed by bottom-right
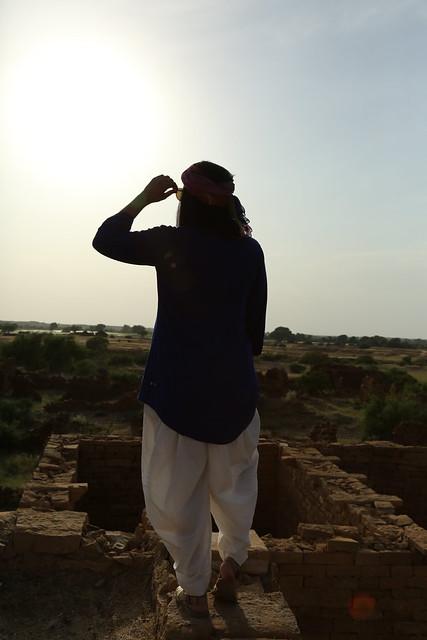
(1, 0), (426, 337)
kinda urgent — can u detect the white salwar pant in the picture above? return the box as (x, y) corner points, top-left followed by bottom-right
(141, 403), (260, 596)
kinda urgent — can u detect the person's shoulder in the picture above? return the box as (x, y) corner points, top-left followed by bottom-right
(243, 236), (265, 259)
(142, 224), (178, 239)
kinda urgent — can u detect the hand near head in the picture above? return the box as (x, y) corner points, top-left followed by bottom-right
(142, 175), (178, 206)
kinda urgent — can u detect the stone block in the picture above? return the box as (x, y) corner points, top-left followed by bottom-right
(404, 524), (427, 555)
(374, 500), (395, 514)
(297, 523), (334, 542)
(212, 530), (269, 575)
(327, 537), (360, 553)
(13, 508), (88, 554)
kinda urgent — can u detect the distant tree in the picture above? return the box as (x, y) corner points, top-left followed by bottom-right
(389, 338), (402, 348)
(268, 327), (294, 344)
(132, 325), (148, 338)
(43, 334), (84, 372)
(2, 333), (44, 369)
(122, 324), (132, 333)
(86, 335), (109, 353)
(70, 325), (82, 333)
(0, 322), (18, 334)
(336, 334), (348, 346)
(2, 333), (83, 372)
(49, 322), (58, 331)
(89, 324), (106, 333)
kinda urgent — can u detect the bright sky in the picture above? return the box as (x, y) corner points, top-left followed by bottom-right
(1, 0), (426, 338)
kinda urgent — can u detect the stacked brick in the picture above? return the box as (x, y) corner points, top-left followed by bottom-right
(19, 433), (88, 511)
(258, 441), (427, 639)
(76, 435), (143, 531)
(318, 442), (427, 530)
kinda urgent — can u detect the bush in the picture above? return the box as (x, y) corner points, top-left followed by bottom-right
(71, 358), (99, 377)
(0, 398), (35, 448)
(297, 369), (333, 395)
(356, 354), (376, 366)
(2, 333), (84, 372)
(362, 395), (427, 440)
(2, 333), (44, 369)
(86, 335), (109, 353)
(42, 334), (85, 372)
(0, 452), (39, 488)
(299, 351), (329, 366)
(289, 362), (306, 374)
(108, 353), (135, 367)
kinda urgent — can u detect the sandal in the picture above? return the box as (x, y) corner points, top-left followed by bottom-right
(211, 556), (240, 603)
(175, 586), (210, 618)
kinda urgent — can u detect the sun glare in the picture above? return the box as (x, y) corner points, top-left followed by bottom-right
(4, 38), (161, 185)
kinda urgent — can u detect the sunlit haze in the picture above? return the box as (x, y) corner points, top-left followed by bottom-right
(1, 0), (426, 337)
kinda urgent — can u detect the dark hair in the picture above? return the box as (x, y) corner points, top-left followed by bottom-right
(178, 161), (244, 240)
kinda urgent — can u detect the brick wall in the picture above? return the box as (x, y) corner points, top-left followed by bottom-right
(318, 442), (427, 530)
(262, 441), (427, 639)
(269, 541), (427, 640)
(76, 436), (144, 531)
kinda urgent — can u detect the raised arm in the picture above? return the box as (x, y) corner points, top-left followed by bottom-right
(92, 175), (178, 266)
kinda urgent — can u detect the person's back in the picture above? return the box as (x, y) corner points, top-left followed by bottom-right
(92, 162), (267, 443)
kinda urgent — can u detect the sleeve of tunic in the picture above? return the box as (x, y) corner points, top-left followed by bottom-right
(92, 211), (175, 266)
(246, 245), (268, 356)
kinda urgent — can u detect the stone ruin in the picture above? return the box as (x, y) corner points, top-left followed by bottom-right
(1, 432), (427, 639)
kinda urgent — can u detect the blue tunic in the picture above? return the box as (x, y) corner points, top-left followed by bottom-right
(92, 211), (267, 444)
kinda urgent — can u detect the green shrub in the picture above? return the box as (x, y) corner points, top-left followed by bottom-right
(42, 334), (85, 372)
(0, 452), (39, 488)
(2, 333), (45, 369)
(289, 362), (306, 374)
(86, 335), (109, 353)
(299, 351), (329, 366)
(383, 367), (418, 393)
(108, 353), (135, 366)
(2, 333), (84, 372)
(297, 369), (333, 394)
(356, 354), (376, 366)
(71, 358), (99, 377)
(0, 398), (34, 448)
(362, 395), (427, 440)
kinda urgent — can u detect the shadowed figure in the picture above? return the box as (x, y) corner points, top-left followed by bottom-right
(92, 160), (267, 618)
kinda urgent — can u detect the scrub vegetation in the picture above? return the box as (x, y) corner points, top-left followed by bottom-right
(1, 326), (427, 508)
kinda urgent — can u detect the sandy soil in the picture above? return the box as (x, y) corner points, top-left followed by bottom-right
(0, 567), (155, 640)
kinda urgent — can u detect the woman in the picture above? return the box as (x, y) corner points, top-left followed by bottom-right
(92, 161), (267, 618)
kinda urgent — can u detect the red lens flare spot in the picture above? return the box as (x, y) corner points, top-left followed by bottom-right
(348, 592), (377, 620)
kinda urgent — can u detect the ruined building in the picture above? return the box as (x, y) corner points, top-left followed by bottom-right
(1, 432), (427, 639)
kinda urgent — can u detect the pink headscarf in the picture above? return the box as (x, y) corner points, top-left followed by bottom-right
(180, 163), (252, 237)
(181, 164), (235, 205)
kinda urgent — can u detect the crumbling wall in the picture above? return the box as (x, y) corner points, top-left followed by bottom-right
(76, 436), (143, 531)
(266, 538), (427, 640)
(264, 441), (427, 639)
(318, 442), (427, 530)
